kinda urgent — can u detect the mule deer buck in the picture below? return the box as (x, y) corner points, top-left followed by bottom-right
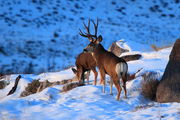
(72, 51), (98, 85)
(80, 19), (128, 100)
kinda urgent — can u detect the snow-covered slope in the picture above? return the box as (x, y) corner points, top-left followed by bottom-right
(0, 45), (179, 120)
(0, 0), (180, 74)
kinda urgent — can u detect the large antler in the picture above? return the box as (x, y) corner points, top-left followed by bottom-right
(79, 19), (99, 40)
(91, 19), (98, 39)
(79, 19), (91, 37)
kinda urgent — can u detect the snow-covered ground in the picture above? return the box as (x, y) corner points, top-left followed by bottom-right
(0, 0), (179, 74)
(0, 42), (179, 120)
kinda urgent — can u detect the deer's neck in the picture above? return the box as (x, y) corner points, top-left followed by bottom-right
(95, 44), (106, 54)
(91, 44), (106, 62)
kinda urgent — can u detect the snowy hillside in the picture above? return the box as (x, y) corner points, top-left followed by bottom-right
(0, 0), (180, 74)
(0, 43), (179, 120)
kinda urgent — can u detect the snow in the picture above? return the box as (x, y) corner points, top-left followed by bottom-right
(116, 39), (131, 51)
(0, 0), (179, 73)
(0, 0), (179, 118)
(37, 69), (75, 82)
(0, 42), (179, 120)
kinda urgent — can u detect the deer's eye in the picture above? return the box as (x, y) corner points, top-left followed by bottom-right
(90, 43), (95, 46)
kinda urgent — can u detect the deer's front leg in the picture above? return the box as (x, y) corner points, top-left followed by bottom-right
(81, 72), (85, 84)
(77, 67), (83, 84)
(110, 77), (113, 95)
(92, 68), (98, 85)
(86, 70), (90, 84)
(100, 70), (106, 93)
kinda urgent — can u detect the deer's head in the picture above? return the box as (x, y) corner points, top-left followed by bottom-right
(71, 68), (80, 81)
(79, 19), (103, 53)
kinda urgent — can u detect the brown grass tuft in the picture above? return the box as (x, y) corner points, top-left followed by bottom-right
(0, 75), (10, 89)
(141, 72), (160, 101)
(61, 82), (84, 92)
(20, 78), (78, 97)
(0, 80), (6, 89)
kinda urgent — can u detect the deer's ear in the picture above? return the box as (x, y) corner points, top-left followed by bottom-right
(71, 68), (77, 74)
(96, 35), (102, 43)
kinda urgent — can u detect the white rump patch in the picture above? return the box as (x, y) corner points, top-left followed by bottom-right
(115, 62), (127, 86)
(115, 62), (127, 77)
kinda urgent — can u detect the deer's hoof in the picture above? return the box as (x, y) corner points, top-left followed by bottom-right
(102, 90), (105, 93)
(124, 96), (127, 99)
(116, 98), (120, 101)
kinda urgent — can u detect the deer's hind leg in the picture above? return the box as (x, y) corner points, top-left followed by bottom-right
(113, 75), (122, 101)
(122, 73), (127, 98)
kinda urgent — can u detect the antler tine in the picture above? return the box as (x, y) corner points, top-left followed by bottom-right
(83, 19), (90, 34)
(91, 19), (98, 38)
(88, 19), (90, 32)
(79, 19), (98, 40)
(79, 29), (88, 37)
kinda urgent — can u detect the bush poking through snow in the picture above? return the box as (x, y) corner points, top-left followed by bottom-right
(61, 82), (84, 92)
(0, 80), (7, 89)
(132, 104), (154, 112)
(20, 79), (44, 97)
(0, 75), (10, 89)
(20, 78), (78, 97)
(151, 44), (172, 51)
(141, 72), (160, 101)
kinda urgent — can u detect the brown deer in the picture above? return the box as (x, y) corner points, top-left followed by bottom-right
(72, 51), (98, 85)
(80, 19), (128, 100)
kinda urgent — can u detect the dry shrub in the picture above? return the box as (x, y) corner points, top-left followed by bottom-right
(20, 79), (43, 97)
(61, 82), (84, 92)
(0, 75), (10, 89)
(20, 78), (77, 97)
(151, 44), (172, 51)
(132, 104), (154, 112)
(141, 71), (160, 101)
(20, 79), (56, 97)
(0, 74), (4, 79)
(0, 80), (6, 89)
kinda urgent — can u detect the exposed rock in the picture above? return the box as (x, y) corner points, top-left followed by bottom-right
(108, 41), (129, 57)
(156, 39), (180, 103)
(108, 41), (142, 62)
